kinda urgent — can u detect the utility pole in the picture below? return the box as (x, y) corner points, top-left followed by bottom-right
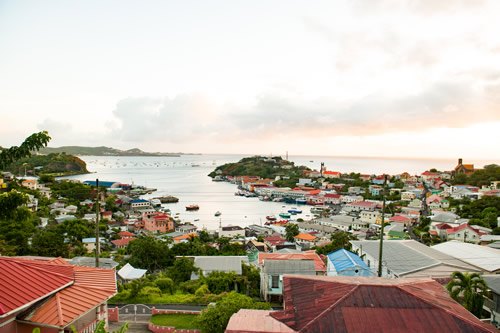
(378, 175), (388, 277)
(95, 179), (100, 268)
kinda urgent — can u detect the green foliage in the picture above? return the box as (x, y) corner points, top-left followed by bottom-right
(179, 279), (204, 294)
(197, 292), (271, 333)
(203, 271), (238, 294)
(138, 286), (162, 299)
(155, 277), (175, 294)
(31, 227), (69, 257)
(50, 180), (93, 203)
(5, 153), (88, 177)
(127, 236), (174, 272)
(285, 223), (299, 242)
(0, 131), (51, 169)
(242, 263), (261, 298)
(456, 196), (500, 229)
(167, 257), (199, 283)
(208, 156), (309, 185)
(195, 284), (210, 297)
(315, 231), (357, 255)
(446, 272), (487, 318)
(454, 164), (500, 187)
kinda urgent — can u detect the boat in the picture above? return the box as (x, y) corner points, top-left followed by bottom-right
(288, 208), (302, 214)
(295, 198), (307, 205)
(279, 212), (291, 219)
(266, 215), (277, 221)
(215, 211), (221, 217)
(186, 204), (200, 211)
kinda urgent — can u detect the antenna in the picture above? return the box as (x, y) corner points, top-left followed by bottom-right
(95, 179), (100, 268)
(377, 175), (388, 277)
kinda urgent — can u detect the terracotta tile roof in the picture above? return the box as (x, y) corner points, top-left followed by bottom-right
(269, 275), (496, 333)
(19, 262), (116, 328)
(446, 223), (485, 236)
(389, 215), (411, 223)
(258, 252), (326, 272)
(118, 231), (135, 238)
(294, 233), (317, 242)
(0, 257), (73, 317)
(173, 233), (197, 241)
(111, 237), (136, 247)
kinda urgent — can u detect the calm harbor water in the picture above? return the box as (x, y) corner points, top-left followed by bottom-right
(64, 154), (498, 231)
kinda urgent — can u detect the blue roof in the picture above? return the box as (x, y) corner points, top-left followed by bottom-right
(83, 180), (119, 188)
(130, 199), (148, 203)
(327, 249), (373, 276)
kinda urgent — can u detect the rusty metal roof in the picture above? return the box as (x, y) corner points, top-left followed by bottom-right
(269, 275), (497, 333)
(0, 257), (73, 317)
(258, 252), (326, 272)
(226, 310), (297, 333)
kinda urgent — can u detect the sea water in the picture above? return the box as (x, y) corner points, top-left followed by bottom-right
(63, 154), (498, 230)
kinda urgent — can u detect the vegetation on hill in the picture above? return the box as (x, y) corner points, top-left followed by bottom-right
(452, 164), (500, 186)
(39, 145), (181, 157)
(0, 131), (51, 169)
(208, 156), (310, 183)
(4, 153), (88, 176)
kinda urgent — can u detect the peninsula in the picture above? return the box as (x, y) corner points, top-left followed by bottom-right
(39, 146), (183, 157)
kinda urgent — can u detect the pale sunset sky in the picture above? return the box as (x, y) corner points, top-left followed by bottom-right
(1, 0), (500, 159)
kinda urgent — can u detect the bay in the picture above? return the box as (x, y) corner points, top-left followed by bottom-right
(63, 154), (498, 230)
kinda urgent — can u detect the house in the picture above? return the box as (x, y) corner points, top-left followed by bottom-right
(260, 259), (316, 302)
(175, 223), (197, 234)
(293, 233), (317, 249)
(323, 193), (341, 205)
(401, 191), (416, 201)
(264, 234), (287, 250)
(130, 199), (151, 210)
(359, 210), (381, 224)
(183, 256), (248, 280)
(350, 240), (480, 278)
(226, 275), (497, 333)
(0, 257), (116, 333)
(21, 178), (38, 190)
(83, 180), (121, 188)
(388, 214), (412, 226)
(172, 232), (197, 243)
(445, 223), (488, 243)
(111, 236), (135, 249)
(431, 241), (500, 274)
(326, 249), (373, 277)
(344, 201), (378, 212)
(142, 212), (174, 233)
(82, 237), (99, 252)
(219, 225), (245, 238)
(258, 252), (326, 275)
(318, 216), (368, 231)
(117, 263), (147, 281)
(70, 256), (119, 269)
(483, 275), (500, 328)
(323, 171), (341, 179)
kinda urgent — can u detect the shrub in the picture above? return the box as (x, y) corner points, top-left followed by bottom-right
(138, 286), (162, 300)
(195, 284), (210, 297)
(155, 277), (175, 294)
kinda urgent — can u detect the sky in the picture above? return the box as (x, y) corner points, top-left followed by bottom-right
(1, 0), (500, 160)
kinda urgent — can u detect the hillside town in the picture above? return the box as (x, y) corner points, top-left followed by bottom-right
(1, 144), (500, 332)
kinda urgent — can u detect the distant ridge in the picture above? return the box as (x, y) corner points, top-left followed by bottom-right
(39, 146), (182, 157)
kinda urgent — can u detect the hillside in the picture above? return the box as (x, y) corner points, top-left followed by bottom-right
(208, 156), (310, 180)
(4, 153), (89, 176)
(39, 146), (182, 157)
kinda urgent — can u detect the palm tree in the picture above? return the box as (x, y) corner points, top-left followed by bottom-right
(446, 272), (488, 317)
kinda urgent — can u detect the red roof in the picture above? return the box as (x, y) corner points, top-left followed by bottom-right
(447, 223), (485, 236)
(118, 231), (135, 238)
(258, 252), (326, 272)
(264, 234), (286, 246)
(389, 215), (411, 223)
(268, 275), (496, 333)
(324, 193), (341, 198)
(323, 171), (341, 176)
(0, 257), (73, 317)
(294, 233), (317, 242)
(350, 201), (377, 208)
(111, 237), (136, 247)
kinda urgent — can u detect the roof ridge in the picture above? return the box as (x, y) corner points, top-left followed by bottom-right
(55, 293), (64, 326)
(3, 258), (74, 281)
(398, 283), (493, 331)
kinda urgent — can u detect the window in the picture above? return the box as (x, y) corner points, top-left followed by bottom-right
(367, 260), (371, 267)
(271, 275), (280, 288)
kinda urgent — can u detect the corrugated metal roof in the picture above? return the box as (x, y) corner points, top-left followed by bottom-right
(192, 256), (248, 274)
(483, 275), (500, 294)
(327, 249), (372, 276)
(226, 310), (297, 333)
(258, 253), (326, 272)
(431, 241), (500, 273)
(262, 259), (316, 275)
(269, 275), (497, 333)
(0, 257), (73, 317)
(117, 263), (147, 280)
(351, 240), (477, 276)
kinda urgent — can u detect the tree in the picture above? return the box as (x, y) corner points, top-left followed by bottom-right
(127, 236), (173, 272)
(196, 291), (271, 333)
(285, 223), (299, 242)
(31, 228), (69, 257)
(446, 272), (488, 318)
(167, 257), (198, 283)
(0, 131), (51, 169)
